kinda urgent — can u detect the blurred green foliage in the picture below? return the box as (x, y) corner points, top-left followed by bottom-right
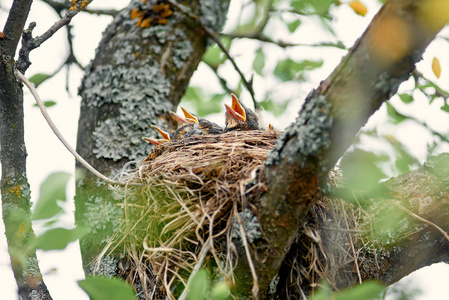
(78, 276), (136, 300)
(311, 281), (385, 300)
(188, 270), (231, 300)
(32, 172), (71, 220)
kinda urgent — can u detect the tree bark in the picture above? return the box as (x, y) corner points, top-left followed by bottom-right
(1, 0), (52, 299)
(272, 154), (449, 298)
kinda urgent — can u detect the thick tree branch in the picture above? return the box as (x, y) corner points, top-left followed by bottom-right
(75, 0), (231, 275)
(231, 0), (449, 297)
(1, 1), (53, 299)
(2, 0), (33, 55)
(273, 154), (449, 297)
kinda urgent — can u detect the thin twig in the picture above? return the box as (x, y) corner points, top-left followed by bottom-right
(341, 200), (362, 284)
(16, 70), (141, 186)
(166, 0), (259, 109)
(224, 33), (346, 49)
(178, 238), (211, 300)
(391, 201), (449, 242)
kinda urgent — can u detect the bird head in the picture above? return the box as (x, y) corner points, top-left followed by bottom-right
(225, 94), (259, 131)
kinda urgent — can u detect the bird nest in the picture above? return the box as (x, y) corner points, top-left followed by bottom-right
(100, 130), (364, 299)
(104, 130), (281, 298)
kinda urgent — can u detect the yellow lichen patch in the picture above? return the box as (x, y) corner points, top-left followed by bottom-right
(140, 18), (152, 28)
(367, 16), (411, 65)
(349, 0), (368, 17)
(16, 222), (28, 238)
(158, 18), (168, 25)
(10, 185), (22, 198)
(130, 8), (144, 20)
(69, 0), (90, 11)
(418, 0), (449, 34)
(79, 0), (90, 10)
(131, 2), (174, 28)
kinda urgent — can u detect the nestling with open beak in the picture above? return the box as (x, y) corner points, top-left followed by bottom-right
(224, 93), (260, 132)
(180, 107), (224, 135)
(142, 125), (172, 146)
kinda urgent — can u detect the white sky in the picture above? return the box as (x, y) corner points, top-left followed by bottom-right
(1, 0), (449, 299)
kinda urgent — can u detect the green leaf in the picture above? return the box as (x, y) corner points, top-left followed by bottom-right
(32, 172), (71, 220)
(210, 281), (231, 300)
(336, 282), (384, 300)
(188, 270), (210, 300)
(35, 226), (90, 250)
(309, 0), (334, 15)
(441, 104), (449, 113)
(181, 87), (224, 117)
(340, 148), (388, 192)
(398, 93), (414, 104)
(385, 102), (409, 124)
(287, 19), (302, 33)
(78, 276), (136, 300)
(202, 37), (231, 68)
(291, 0), (333, 15)
(259, 98), (290, 117)
(252, 48), (265, 75)
(274, 58), (323, 81)
(33, 100), (57, 108)
(29, 73), (52, 88)
(312, 281), (384, 300)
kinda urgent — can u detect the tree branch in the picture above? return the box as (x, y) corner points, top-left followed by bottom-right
(232, 0), (449, 297)
(2, 0), (33, 55)
(1, 2), (52, 298)
(17, 0), (93, 72)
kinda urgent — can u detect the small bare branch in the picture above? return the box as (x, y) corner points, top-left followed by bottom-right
(17, 0), (93, 72)
(16, 70), (141, 187)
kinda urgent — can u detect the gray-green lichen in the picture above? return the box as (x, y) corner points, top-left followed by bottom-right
(199, 0), (229, 32)
(89, 256), (118, 277)
(142, 22), (174, 43)
(112, 42), (141, 65)
(84, 196), (121, 236)
(374, 71), (409, 100)
(266, 92), (333, 168)
(81, 64), (172, 161)
(23, 257), (40, 280)
(172, 39), (193, 69)
(232, 208), (261, 243)
(269, 275), (280, 295)
(29, 284), (46, 300)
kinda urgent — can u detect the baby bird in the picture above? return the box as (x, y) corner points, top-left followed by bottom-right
(224, 94), (260, 132)
(180, 107), (223, 135)
(142, 125), (172, 145)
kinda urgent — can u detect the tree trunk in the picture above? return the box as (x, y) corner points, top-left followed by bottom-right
(75, 0), (230, 273)
(0, 1), (52, 298)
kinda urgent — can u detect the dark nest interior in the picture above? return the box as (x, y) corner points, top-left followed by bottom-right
(98, 130), (365, 299)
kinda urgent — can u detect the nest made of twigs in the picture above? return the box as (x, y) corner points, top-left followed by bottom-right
(101, 130), (366, 299)
(109, 130), (281, 298)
